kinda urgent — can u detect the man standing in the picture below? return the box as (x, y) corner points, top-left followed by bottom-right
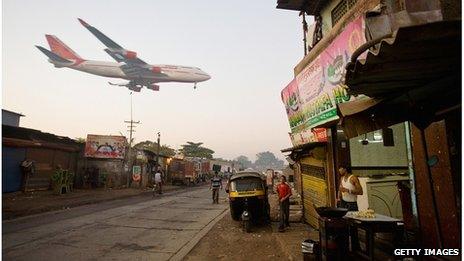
(154, 167), (163, 194)
(276, 175), (292, 232)
(337, 165), (363, 211)
(210, 171), (222, 204)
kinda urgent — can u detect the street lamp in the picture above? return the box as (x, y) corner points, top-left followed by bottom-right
(166, 157), (172, 182)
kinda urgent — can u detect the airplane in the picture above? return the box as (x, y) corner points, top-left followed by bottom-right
(36, 18), (211, 92)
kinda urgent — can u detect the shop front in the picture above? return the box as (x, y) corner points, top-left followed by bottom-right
(281, 15), (373, 227)
(339, 19), (461, 250)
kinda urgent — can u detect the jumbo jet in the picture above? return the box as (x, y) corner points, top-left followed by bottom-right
(36, 18), (211, 92)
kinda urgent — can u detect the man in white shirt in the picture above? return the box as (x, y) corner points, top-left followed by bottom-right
(154, 167), (163, 194)
(337, 165), (363, 211)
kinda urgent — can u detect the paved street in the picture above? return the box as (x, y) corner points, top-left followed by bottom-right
(3, 186), (228, 261)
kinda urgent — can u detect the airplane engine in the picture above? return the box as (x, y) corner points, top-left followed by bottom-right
(147, 84), (160, 91)
(151, 66), (162, 74)
(124, 50), (137, 59)
(128, 85), (142, 92)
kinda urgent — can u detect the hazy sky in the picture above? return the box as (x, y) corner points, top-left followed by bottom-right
(3, 1), (309, 161)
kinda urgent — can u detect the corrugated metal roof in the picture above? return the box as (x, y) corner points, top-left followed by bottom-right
(345, 20), (461, 98)
(339, 20), (461, 138)
(2, 109), (25, 117)
(276, 0), (328, 15)
(2, 125), (80, 147)
(281, 141), (326, 153)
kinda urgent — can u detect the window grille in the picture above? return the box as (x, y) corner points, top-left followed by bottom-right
(347, 0), (357, 8)
(331, 0), (358, 26)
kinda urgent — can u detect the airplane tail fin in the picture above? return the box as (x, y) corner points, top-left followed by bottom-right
(35, 45), (73, 64)
(45, 35), (84, 61)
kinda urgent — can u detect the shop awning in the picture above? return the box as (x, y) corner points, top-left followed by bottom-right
(339, 20), (461, 138)
(276, 0), (328, 15)
(281, 141), (326, 153)
(345, 20), (460, 98)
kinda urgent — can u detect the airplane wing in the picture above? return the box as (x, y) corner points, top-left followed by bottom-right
(78, 18), (147, 65)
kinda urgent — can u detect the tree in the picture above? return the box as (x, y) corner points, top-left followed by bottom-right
(179, 141), (214, 159)
(235, 155), (252, 169)
(254, 151), (284, 171)
(75, 137), (86, 143)
(134, 140), (176, 157)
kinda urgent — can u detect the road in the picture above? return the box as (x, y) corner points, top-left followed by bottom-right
(3, 186), (228, 261)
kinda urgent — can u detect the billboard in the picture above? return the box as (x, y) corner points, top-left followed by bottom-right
(281, 79), (304, 132)
(282, 16), (366, 147)
(295, 16), (366, 129)
(84, 135), (126, 159)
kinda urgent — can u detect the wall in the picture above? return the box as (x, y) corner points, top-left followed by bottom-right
(295, 0), (380, 75)
(25, 147), (78, 191)
(78, 158), (125, 188)
(349, 122), (408, 169)
(320, 0), (340, 35)
(209, 160), (233, 173)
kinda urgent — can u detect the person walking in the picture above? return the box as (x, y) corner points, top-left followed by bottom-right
(154, 167), (163, 194)
(210, 171), (222, 204)
(276, 175), (292, 232)
(337, 165), (363, 211)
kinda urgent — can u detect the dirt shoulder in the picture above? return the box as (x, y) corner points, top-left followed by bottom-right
(2, 185), (186, 220)
(184, 212), (315, 261)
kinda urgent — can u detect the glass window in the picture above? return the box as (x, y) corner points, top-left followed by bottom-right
(230, 178), (263, 192)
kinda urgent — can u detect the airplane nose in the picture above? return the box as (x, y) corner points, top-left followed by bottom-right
(200, 72), (211, 81)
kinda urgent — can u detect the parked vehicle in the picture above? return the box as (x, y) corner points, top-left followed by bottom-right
(226, 171), (270, 232)
(169, 159), (199, 186)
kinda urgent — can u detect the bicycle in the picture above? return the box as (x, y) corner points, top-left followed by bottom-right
(152, 182), (163, 197)
(152, 182), (159, 198)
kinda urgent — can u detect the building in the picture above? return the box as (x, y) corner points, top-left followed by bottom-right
(208, 159), (235, 173)
(2, 125), (81, 192)
(277, 0), (460, 250)
(2, 109), (24, 127)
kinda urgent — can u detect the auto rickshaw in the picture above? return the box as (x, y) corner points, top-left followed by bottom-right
(226, 171), (270, 232)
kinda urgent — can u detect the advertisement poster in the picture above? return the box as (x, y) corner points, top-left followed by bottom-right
(281, 79), (304, 131)
(84, 135), (126, 159)
(289, 127), (327, 147)
(295, 16), (366, 130)
(132, 165), (141, 182)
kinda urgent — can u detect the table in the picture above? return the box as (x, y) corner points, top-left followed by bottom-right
(344, 212), (404, 260)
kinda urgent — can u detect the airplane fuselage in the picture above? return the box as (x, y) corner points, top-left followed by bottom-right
(37, 19), (211, 91)
(56, 60), (210, 83)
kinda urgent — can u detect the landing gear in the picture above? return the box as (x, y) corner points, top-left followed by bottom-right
(194, 82), (197, 89)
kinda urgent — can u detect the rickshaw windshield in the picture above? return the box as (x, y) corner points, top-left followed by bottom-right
(230, 178), (264, 192)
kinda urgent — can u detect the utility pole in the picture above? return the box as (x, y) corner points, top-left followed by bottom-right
(124, 92), (140, 187)
(156, 132), (161, 168)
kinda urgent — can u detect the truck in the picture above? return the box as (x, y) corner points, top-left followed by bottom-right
(169, 158), (199, 185)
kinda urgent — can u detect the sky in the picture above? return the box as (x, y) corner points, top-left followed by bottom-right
(3, 0), (310, 161)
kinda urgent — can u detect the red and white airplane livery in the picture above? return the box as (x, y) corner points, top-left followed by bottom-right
(36, 18), (211, 92)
